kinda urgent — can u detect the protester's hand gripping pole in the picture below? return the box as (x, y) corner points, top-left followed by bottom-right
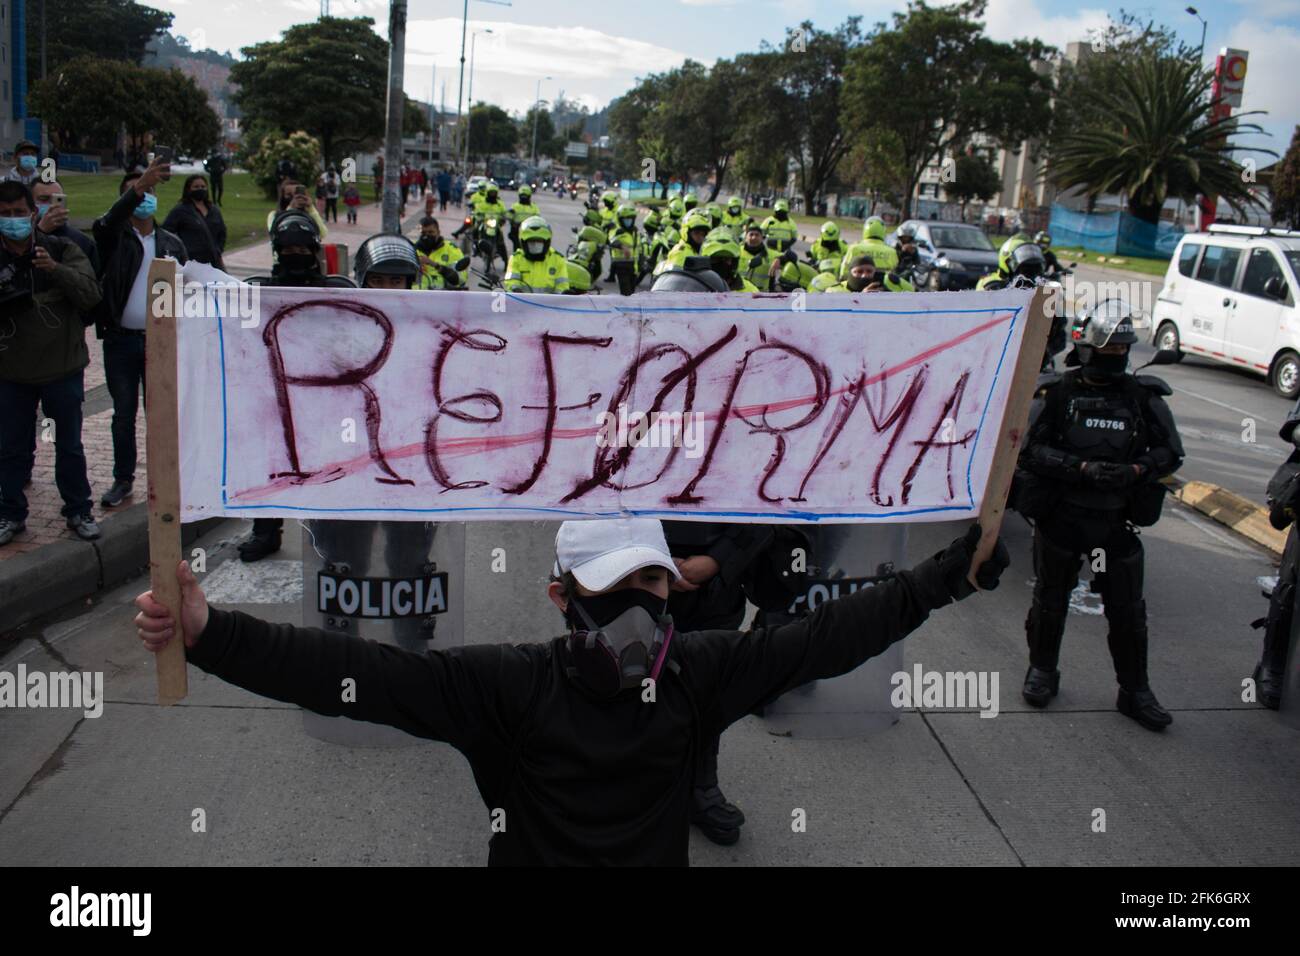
(968, 286), (1054, 589)
(146, 258), (188, 704)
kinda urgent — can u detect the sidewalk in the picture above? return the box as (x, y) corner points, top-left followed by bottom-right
(0, 189), (470, 633)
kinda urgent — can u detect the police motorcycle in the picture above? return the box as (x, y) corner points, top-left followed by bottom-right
(474, 214), (510, 272)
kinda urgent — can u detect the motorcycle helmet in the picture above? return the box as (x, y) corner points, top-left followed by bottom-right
(650, 255), (728, 293)
(701, 230), (744, 284)
(726, 196), (743, 215)
(643, 209), (662, 233)
(583, 206), (604, 228)
(820, 221), (841, 243)
(602, 192), (617, 210)
(880, 271), (915, 293)
(863, 216), (886, 241)
(485, 185), (499, 202)
(681, 208), (713, 246)
(998, 237), (1046, 280)
(898, 224), (917, 242)
(616, 202), (638, 232)
(683, 192), (699, 211)
(519, 215), (553, 261)
(706, 203), (723, 227)
(773, 198), (791, 218)
(354, 234), (421, 289)
(777, 259), (817, 292)
(518, 184), (533, 202)
(667, 196), (685, 220)
(1034, 230), (1051, 248)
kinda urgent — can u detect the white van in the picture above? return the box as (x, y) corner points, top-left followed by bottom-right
(1151, 225), (1300, 397)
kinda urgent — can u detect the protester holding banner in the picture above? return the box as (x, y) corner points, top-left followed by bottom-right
(134, 517), (1009, 866)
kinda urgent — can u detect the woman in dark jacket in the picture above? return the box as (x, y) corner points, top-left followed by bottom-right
(162, 174), (226, 268)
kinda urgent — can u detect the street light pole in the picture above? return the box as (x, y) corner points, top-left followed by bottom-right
(381, 0), (408, 234)
(454, 0), (468, 174)
(1186, 6), (1207, 61)
(531, 76), (552, 167)
(462, 29), (491, 176)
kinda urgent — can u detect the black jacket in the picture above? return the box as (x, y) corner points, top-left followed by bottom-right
(91, 188), (188, 337)
(185, 554), (957, 866)
(1021, 369), (1184, 511)
(162, 200), (226, 266)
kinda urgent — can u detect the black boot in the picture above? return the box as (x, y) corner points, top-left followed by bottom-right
(1022, 666), (1060, 708)
(1253, 661), (1284, 710)
(691, 733), (744, 845)
(691, 786), (746, 846)
(1117, 686), (1172, 731)
(238, 519), (283, 563)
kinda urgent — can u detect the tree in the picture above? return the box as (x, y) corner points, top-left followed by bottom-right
(943, 150), (1001, 220)
(742, 20), (862, 212)
(27, 55), (219, 156)
(1049, 54), (1272, 223)
(404, 96), (431, 139)
(842, 1), (1054, 220)
(836, 127), (911, 211)
(246, 130), (323, 197)
(231, 16), (388, 165)
(27, 0), (172, 83)
(467, 103), (517, 165)
(1271, 126), (1300, 230)
(521, 107), (564, 162)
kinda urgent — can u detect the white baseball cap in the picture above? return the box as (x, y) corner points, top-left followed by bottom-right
(553, 518), (681, 592)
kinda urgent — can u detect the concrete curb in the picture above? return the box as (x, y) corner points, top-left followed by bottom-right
(1164, 475), (1286, 555)
(0, 505), (224, 634)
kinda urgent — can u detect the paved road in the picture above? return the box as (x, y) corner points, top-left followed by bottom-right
(5, 205), (1295, 866)
(1068, 263), (1293, 503)
(2, 502), (1295, 866)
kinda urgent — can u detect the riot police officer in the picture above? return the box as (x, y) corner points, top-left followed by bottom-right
(238, 212), (356, 562)
(1253, 398), (1300, 709)
(1017, 300), (1184, 730)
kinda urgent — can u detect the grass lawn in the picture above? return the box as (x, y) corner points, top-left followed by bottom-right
(55, 172), (376, 253)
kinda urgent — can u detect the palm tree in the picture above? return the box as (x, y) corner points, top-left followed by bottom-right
(1049, 55), (1273, 224)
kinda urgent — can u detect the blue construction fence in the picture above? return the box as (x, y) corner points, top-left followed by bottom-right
(1048, 203), (1184, 259)
(619, 180), (691, 201)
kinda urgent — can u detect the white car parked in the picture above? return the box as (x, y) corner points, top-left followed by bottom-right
(1150, 225), (1300, 397)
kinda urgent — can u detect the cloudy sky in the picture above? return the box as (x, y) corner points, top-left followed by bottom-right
(157, 0), (1297, 146)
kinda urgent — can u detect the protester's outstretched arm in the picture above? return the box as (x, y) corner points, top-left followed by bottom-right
(681, 525), (1009, 732)
(135, 561), (536, 751)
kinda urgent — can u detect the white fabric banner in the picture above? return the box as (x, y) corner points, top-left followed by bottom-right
(174, 281), (1035, 524)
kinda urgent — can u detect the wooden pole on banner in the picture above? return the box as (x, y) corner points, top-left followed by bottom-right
(146, 258), (188, 704)
(968, 286), (1054, 588)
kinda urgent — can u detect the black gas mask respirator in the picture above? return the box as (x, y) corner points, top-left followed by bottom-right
(1081, 346), (1129, 382)
(564, 588), (675, 699)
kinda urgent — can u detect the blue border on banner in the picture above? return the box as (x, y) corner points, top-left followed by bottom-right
(209, 297), (1024, 521)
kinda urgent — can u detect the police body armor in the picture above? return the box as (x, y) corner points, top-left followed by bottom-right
(1059, 382), (1143, 512)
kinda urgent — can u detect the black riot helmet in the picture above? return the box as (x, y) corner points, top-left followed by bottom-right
(649, 256), (728, 293)
(354, 234), (421, 289)
(1070, 298), (1142, 382)
(269, 211), (323, 280)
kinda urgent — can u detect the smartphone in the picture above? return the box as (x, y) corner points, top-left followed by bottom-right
(52, 194), (67, 207)
(153, 145), (175, 164)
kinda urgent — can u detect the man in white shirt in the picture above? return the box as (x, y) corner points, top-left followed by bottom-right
(91, 160), (189, 508)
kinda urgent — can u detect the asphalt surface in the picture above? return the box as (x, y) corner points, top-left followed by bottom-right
(2, 195), (1296, 866)
(1, 504), (1295, 866)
